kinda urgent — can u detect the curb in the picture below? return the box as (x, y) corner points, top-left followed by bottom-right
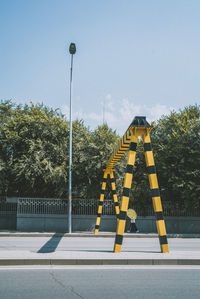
(0, 233), (200, 238)
(0, 258), (200, 266)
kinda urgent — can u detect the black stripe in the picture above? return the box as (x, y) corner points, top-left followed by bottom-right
(114, 202), (119, 206)
(156, 211), (164, 221)
(99, 201), (103, 206)
(147, 165), (156, 174)
(129, 142), (137, 151)
(101, 190), (105, 194)
(151, 188), (160, 197)
(95, 225), (99, 229)
(122, 142), (130, 146)
(123, 187), (130, 197)
(97, 213), (101, 217)
(102, 178), (107, 182)
(159, 235), (168, 245)
(110, 178), (115, 183)
(112, 190), (116, 194)
(118, 211), (127, 220)
(126, 164), (133, 174)
(115, 234), (123, 245)
(144, 143), (152, 151)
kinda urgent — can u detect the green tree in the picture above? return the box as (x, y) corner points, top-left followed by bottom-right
(151, 105), (200, 210)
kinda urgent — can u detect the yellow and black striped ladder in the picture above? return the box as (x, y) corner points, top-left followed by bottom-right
(94, 170), (120, 234)
(113, 116), (169, 253)
(113, 133), (138, 252)
(142, 132), (169, 253)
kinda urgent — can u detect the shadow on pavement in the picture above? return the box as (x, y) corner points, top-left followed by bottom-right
(37, 232), (65, 253)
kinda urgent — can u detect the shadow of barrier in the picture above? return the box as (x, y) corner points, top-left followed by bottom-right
(37, 232), (65, 253)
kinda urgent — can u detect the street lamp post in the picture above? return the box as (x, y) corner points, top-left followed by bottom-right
(68, 42), (76, 234)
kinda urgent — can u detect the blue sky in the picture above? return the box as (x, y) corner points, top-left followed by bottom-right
(0, 0), (200, 135)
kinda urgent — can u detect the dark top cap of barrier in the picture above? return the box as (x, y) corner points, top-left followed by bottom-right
(130, 116), (151, 128)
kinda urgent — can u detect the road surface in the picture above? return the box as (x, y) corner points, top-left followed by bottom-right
(0, 268), (199, 299)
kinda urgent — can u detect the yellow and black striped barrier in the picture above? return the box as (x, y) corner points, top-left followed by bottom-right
(94, 170), (120, 234)
(95, 116), (169, 254)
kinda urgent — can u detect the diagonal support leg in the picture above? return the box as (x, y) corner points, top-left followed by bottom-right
(114, 134), (138, 252)
(94, 171), (109, 234)
(110, 171), (120, 217)
(143, 131), (169, 253)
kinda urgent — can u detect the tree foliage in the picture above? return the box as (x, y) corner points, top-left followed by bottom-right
(131, 105), (200, 211)
(0, 100), (121, 198)
(0, 100), (199, 211)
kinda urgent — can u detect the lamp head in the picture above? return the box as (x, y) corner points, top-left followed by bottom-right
(69, 43), (76, 55)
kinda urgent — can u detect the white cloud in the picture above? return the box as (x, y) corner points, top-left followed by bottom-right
(105, 93), (112, 100)
(144, 104), (174, 122)
(62, 98), (175, 135)
(62, 105), (69, 120)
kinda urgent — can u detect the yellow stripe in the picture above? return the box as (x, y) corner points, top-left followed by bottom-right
(152, 197), (163, 212)
(115, 206), (120, 214)
(116, 220), (126, 235)
(144, 151), (154, 166)
(161, 244), (169, 253)
(96, 217), (100, 225)
(143, 134), (151, 143)
(100, 194), (104, 201)
(120, 196), (129, 211)
(102, 182), (106, 190)
(124, 173), (133, 188)
(98, 206), (102, 213)
(111, 182), (116, 190)
(114, 244), (122, 253)
(113, 194), (118, 201)
(148, 174), (158, 189)
(156, 220), (167, 236)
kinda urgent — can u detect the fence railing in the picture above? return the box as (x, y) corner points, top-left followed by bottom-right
(17, 198), (67, 214)
(1, 197), (200, 216)
(72, 199), (115, 215)
(0, 197), (17, 214)
(16, 198), (115, 215)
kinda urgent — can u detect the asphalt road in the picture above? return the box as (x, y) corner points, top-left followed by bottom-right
(0, 237), (200, 253)
(0, 268), (200, 299)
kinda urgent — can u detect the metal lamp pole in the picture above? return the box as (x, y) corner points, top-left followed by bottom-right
(68, 42), (76, 234)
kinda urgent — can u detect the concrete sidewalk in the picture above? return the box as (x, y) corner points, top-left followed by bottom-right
(0, 234), (200, 266)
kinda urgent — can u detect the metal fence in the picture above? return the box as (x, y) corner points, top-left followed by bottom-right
(72, 199), (115, 215)
(1, 197), (200, 216)
(17, 198), (67, 214)
(0, 197), (17, 214)
(17, 198), (115, 215)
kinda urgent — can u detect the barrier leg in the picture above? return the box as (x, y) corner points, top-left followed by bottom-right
(110, 171), (120, 216)
(114, 134), (138, 252)
(143, 131), (169, 253)
(94, 171), (108, 234)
